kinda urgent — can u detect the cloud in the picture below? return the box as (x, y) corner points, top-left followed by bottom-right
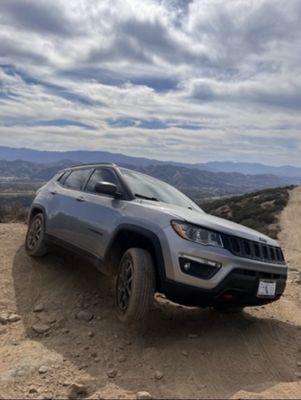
(187, 0), (301, 65)
(0, 0), (300, 166)
(189, 78), (301, 112)
(0, 0), (80, 37)
(118, 18), (203, 66)
(0, 38), (48, 65)
(1, 117), (96, 130)
(107, 117), (205, 130)
(0, 64), (102, 106)
(59, 66), (179, 92)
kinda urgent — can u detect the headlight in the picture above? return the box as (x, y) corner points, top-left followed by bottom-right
(171, 221), (224, 248)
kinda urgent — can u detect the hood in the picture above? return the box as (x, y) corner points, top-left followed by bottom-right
(136, 200), (278, 246)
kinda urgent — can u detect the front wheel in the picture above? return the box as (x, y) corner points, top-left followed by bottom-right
(116, 248), (155, 324)
(25, 213), (48, 257)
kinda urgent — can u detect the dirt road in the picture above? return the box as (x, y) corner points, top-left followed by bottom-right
(0, 188), (301, 399)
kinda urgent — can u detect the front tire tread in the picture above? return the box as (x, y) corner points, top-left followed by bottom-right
(116, 247), (155, 324)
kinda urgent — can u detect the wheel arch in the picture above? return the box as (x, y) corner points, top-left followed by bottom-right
(28, 204), (47, 224)
(103, 224), (166, 291)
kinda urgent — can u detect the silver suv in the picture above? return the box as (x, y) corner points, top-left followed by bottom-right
(26, 163), (287, 322)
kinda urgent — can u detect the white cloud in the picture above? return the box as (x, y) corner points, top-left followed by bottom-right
(0, 0), (300, 165)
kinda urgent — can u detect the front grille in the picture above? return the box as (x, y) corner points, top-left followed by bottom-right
(221, 234), (285, 265)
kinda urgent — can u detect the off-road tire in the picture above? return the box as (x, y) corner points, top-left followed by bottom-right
(116, 248), (155, 324)
(25, 213), (48, 257)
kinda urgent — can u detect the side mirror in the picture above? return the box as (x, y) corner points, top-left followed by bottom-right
(94, 181), (119, 197)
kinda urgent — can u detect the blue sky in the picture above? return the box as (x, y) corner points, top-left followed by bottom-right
(0, 0), (300, 165)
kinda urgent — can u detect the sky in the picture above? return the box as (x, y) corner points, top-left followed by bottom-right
(0, 0), (300, 166)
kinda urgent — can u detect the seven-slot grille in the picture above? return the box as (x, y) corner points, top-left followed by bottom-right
(221, 234), (285, 264)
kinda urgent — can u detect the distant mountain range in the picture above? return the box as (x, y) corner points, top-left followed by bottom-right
(0, 158), (297, 201)
(204, 161), (301, 178)
(122, 164), (296, 201)
(1, 146), (301, 179)
(0, 159), (74, 181)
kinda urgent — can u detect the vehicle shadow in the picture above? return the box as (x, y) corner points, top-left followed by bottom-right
(12, 245), (300, 399)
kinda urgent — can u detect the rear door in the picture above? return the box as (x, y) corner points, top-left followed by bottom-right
(46, 167), (93, 245)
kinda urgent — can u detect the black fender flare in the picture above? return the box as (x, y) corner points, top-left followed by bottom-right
(104, 223), (166, 288)
(28, 203), (47, 226)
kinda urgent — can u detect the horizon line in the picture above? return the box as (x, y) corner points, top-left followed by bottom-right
(0, 144), (301, 169)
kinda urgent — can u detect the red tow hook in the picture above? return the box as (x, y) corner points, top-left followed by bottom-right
(221, 293), (234, 301)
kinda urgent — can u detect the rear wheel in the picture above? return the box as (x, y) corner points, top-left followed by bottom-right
(25, 213), (48, 257)
(116, 248), (155, 324)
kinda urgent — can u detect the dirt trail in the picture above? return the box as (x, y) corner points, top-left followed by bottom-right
(0, 188), (301, 399)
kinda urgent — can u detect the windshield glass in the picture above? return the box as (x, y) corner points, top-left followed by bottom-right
(120, 168), (202, 211)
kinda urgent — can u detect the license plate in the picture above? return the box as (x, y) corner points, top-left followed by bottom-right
(257, 280), (276, 298)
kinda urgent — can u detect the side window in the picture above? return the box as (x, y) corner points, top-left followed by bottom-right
(57, 170), (70, 184)
(63, 169), (91, 191)
(86, 168), (120, 193)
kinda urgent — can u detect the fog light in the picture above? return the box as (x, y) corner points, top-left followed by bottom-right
(183, 262), (191, 271)
(179, 256), (222, 280)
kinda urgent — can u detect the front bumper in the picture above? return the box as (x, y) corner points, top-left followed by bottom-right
(158, 225), (288, 306)
(162, 268), (287, 307)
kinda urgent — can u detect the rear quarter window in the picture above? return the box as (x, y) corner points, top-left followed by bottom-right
(57, 171), (70, 184)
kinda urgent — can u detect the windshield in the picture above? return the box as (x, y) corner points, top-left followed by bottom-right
(120, 168), (202, 211)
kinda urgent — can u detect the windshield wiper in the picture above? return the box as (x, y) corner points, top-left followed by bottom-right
(134, 193), (159, 202)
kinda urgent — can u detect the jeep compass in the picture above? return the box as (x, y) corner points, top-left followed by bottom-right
(25, 163), (287, 323)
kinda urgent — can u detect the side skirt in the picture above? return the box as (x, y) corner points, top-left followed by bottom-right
(45, 234), (104, 271)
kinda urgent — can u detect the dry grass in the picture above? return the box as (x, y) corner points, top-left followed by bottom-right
(279, 187), (301, 268)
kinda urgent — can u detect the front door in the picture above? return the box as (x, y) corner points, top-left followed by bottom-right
(74, 167), (125, 258)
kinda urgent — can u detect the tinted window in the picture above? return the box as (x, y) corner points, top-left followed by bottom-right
(63, 169), (91, 190)
(86, 168), (120, 193)
(57, 170), (70, 183)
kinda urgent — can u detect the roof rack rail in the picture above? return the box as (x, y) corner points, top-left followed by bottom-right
(67, 162), (117, 169)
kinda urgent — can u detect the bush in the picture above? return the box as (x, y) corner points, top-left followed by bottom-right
(200, 186), (294, 238)
(0, 203), (28, 223)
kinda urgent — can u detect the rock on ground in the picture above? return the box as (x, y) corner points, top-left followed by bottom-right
(136, 391), (152, 399)
(67, 383), (88, 399)
(76, 311), (94, 322)
(31, 323), (51, 334)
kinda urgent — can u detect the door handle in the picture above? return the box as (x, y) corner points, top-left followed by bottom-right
(76, 196), (85, 202)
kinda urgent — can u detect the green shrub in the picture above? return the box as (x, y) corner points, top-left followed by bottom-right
(200, 186), (294, 238)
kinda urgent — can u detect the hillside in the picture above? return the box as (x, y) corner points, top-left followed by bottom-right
(0, 188), (300, 399)
(205, 161), (301, 178)
(0, 160), (297, 223)
(201, 186), (295, 238)
(1, 146), (301, 180)
(0, 159), (295, 202)
(0, 146), (169, 168)
(0, 159), (74, 181)
(125, 164), (294, 201)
